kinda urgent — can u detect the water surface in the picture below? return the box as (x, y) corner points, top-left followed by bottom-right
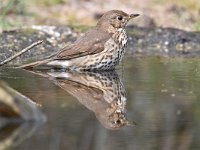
(1, 57), (200, 150)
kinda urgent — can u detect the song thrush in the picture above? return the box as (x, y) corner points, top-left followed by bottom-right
(20, 10), (139, 70)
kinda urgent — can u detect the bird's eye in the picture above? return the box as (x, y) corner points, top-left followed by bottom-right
(117, 16), (123, 20)
(116, 120), (121, 124)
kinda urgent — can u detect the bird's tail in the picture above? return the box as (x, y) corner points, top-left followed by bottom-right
(17, 58), (52, 70)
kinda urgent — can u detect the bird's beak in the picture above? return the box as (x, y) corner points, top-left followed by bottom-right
(129, 14), (140, 20)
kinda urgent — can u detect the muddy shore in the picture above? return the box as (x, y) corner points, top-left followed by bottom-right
(0, 25), (200, 65)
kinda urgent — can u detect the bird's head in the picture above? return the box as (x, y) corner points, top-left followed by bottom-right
(96, 10), (139, 32)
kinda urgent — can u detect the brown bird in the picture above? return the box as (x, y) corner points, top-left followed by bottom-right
(20, 10), (139, 70)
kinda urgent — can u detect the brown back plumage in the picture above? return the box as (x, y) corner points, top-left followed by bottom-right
(55, 29), (111, 60)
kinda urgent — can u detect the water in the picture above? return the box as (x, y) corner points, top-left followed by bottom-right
(1, 57), (200, 150)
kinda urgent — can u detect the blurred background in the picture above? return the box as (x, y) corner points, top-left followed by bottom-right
(0, 0), (200, 31)
(1, 1), (200, 150)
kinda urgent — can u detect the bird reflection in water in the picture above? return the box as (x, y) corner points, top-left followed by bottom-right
(32, 70), (133, 129)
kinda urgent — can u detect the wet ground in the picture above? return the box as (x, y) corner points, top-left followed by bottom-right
(1, 56), (200, 150)
(1, 25), (200, 66)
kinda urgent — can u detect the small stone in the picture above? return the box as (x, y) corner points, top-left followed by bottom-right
(161, 89), (168, 92)
(164, 48), (169, 53)
(171, 93), (175, 97)
(164, 41), (169, 45)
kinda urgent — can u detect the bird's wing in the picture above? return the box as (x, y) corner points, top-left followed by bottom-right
(54, 29), (111, 60)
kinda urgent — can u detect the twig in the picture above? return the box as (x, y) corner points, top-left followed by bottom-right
(0, 40), (43, 66)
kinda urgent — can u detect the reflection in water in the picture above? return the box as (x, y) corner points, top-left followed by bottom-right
(34, 70), (131, 129)
(2, 58), (200, 149)
(0, 122), (43, 150)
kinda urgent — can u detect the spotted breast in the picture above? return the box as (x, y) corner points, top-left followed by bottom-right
(77, 28), (128, 70)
